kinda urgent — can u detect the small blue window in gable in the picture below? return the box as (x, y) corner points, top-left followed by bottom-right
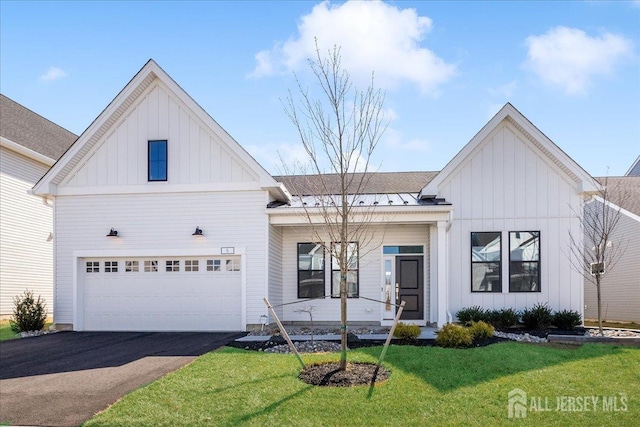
(148, 140), (167, 181)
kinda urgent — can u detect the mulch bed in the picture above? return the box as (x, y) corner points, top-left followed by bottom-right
(299, 362), (389, 387)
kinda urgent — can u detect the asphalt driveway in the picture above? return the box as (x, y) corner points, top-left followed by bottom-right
(0, 331), (242, 426)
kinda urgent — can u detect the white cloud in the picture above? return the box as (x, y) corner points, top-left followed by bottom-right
(524, 26), (633, 95)
(251, 0), (456, 95)
(383, 128), (431, 153)
(39, 66), (68, 82)
(488, 80), (517, 98)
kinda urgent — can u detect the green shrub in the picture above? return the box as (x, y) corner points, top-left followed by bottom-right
(393, 322), (421, 340)
(468, 320), (495, 339)
(486, 308), (520, 329)
(435, 323), (473, 348)
(521, 303), (552, 330)
(10, 290), (47, 333)
(551, 310), (582, 330)
(456, 306), (487, 325)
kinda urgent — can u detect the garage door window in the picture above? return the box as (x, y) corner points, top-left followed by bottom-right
(144, 260), (158, 272)
(207, 259), (221, 271)
(125, 261), (139, 272)
(226, 259), (240, 272)
(105, 261), (118, 273)
(166, 260), (180, 272)
(86, 261), (99, 273)
(185, 260), (199, 272)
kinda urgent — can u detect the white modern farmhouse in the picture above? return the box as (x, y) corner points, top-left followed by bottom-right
(32, 60), (601, 332)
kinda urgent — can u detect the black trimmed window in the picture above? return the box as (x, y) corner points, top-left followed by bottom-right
(471, 232), (502, 292)
(148, 140), (167, 181)
(297, 243), (325, 298)
(509, 231), (540, 292)
(86, 261), (99, 273)
(331, 242), (359, 298)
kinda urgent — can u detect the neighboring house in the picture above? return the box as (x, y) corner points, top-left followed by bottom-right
(583, 176), (640, 323)
(0, 94), (77, 317)
(625, 156), (640, 176)
(32, 60), (600, 331)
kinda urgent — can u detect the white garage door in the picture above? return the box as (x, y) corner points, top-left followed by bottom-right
(81, 256), (242, 331)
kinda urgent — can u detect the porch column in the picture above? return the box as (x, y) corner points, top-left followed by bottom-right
(436, 220), (449, 326)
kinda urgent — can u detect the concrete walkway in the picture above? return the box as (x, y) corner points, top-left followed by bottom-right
(236, 326), (438, 342)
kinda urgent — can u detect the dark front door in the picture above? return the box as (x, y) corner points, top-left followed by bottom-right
(396, 256), (424, 320)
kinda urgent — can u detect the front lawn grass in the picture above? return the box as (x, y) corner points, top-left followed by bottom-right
(85, 342), (639, 426)
(0, 320), (19, 341)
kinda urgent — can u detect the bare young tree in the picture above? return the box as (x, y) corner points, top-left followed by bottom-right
(282, 42), (387, 370)
(568, 178), (628, 336)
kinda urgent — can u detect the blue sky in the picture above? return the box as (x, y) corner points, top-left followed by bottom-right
(1, 0), (639, 177)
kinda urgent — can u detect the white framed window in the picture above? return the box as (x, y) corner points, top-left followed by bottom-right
(125, 261), (139, 272)
(166, 260), (179, 272)
(86, 261), (99, 273)
(226, 258), (240, 272)
(144, 260), (158, 272)
(331, 242), (359, 298)
(105, 261), (118, 273)
(207, 259), (222, 272)
(185, 260), (199, 272)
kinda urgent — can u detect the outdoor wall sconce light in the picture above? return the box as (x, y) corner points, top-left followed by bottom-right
(260, 314), (268, 331)
(192, 226), (203, 236)
(106, 228), (118, 237)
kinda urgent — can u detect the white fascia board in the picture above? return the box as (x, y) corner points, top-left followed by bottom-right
(33, 62), (159, 196)
(1, 137), (55, 166)
(419, 103), (601, 197)
(592, 195), (640, 223)
(261, 182), (292, 202)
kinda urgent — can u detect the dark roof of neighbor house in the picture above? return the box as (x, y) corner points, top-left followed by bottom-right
(0, 94), (77, 160)
(274, 171), (438, 196)
(595, 176), (640, 217)
(626, 156), (640, 176)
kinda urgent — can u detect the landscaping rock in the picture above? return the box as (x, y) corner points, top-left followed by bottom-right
(494, 331), (548, 343)
(264, 340), (342, 354)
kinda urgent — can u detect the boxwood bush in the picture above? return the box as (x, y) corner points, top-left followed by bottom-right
(436, 323), (473, 348)
(468, 320), (495, 339)
(393, 322), (421, 340)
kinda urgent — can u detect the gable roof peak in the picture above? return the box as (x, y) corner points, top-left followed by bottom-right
(32, 59), (282, 197)
(419, 103), (600, 198)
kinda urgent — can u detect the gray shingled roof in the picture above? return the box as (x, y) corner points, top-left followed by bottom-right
(595, 176), (640, 217)
(274, 171), (438, 196)
(0, 94), (77, 160)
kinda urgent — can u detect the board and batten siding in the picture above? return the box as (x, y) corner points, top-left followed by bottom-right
(53, 191), (269, 329)
(61, 81), (259, 190)
(584, 203), (640, 322)
(280, 224), (430, 323)
(267, 224), (284, 318)
(0, 146), (53, 316)
(438, 120), (584, 317)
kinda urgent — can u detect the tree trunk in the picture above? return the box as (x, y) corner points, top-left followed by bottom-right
(596, 275), (603, 336)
